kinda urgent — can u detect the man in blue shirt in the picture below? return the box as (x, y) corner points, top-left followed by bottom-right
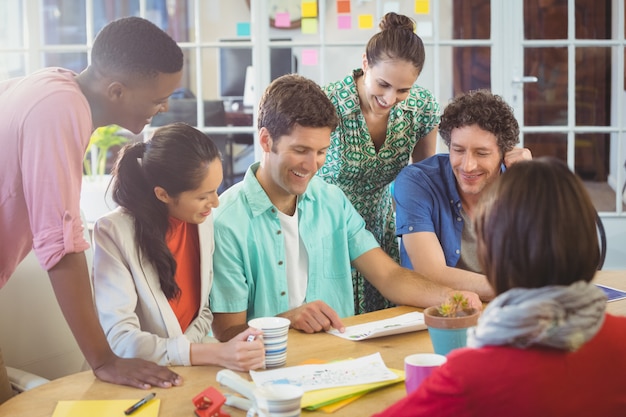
(394, 90), (531, 302)
(209, 74), (480, 342)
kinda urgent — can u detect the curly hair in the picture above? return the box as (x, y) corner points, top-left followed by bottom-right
(91, 16), (183, 79)
(439, 90), (519, 155)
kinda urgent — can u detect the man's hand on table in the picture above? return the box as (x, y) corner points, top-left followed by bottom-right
(280, 300), (346, 334)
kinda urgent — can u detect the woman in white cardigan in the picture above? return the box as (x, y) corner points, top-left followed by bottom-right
(92, 123), (264, 371)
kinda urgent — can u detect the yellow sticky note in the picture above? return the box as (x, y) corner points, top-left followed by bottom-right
(302, 1), (318, 18)
(358, 14), (374, 29)
(301, 17), (318, 34)
(415, 0), (430, 14)
(52, 399), (160, 417)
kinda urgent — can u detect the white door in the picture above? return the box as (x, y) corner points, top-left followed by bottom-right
(441, 0), (625, 267)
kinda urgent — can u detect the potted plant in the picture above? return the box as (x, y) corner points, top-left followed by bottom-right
(83, 125), (128, 178)
(424, 293), (481, 356)
(80, 125), (128, 223)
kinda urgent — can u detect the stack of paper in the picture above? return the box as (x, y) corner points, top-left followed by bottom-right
(250, 352), (404, 412)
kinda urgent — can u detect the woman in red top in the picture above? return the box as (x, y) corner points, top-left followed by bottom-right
(375, 157), (626, 417)
(92, 123), (265, 370)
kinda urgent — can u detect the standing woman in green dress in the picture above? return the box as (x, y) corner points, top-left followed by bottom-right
(318, 12), (440, 314)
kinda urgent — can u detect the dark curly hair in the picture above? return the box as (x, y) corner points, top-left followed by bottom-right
(365, 12), (425, 72)
(91, 16), (183, 79)
(439, 89), (519, 155)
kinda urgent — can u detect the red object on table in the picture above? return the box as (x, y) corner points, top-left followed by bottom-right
(193, 387), (230, 417)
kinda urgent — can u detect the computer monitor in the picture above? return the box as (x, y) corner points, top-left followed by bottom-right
(150, 99), (226, 127)
(150, 99), (246, 191)
(218, 42), (296, 103)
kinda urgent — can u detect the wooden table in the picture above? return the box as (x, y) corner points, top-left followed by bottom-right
(1, 270), (624, 417)
(595, 270), (626, 316)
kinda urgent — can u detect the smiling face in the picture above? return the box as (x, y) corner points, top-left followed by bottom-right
(360, 57), (420, 116)
(257, 124), (331, 202)
(110, 70), (183, 134)
(157, 158), (223, 224)
(449, 125), (503, 205)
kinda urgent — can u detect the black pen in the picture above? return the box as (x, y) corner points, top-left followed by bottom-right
(124, 392), (156, 415)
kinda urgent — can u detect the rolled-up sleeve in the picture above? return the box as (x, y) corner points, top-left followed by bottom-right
(23, 90), (92, 270)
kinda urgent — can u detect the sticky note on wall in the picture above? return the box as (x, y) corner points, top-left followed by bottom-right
(301, 18), (318, 34)
(358, 14), (374, 29)
(237, 22), (251, 36)
(337, 15), (351, 30)
(337, 0), (351, 14)
(415, 0), (430, 14)
(302, 2), (318, 18)
(301, 49), (319, 66)
(274, 12), (291, 28)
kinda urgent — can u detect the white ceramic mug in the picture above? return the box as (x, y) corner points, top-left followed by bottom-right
(248, 317), (291, 368)
(246, 384), (303, 417)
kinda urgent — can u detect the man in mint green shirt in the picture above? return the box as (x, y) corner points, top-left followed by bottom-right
(209, 74), (480, 342)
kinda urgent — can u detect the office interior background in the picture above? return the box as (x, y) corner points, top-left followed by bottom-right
(1, 0), (625, 267)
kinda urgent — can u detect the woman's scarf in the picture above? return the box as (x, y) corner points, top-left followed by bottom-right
(467, 281), (607, 351)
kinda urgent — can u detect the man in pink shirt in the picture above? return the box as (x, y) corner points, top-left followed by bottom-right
(0, 16), (184, 402)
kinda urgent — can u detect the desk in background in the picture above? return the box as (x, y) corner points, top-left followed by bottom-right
(1, 270), (624, 417)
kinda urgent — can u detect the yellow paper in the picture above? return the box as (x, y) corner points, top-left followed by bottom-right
(302, 368), (404, 410)
(52, 399), (160, 417)
(415, 0), (430, 14)
(358, 14), (374, 29)
(301, 18), (318, 34)
(318, 393), (363, 413)
(301, 1), (318, 18)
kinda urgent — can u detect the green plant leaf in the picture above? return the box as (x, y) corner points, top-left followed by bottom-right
(83, 125), (129, 176)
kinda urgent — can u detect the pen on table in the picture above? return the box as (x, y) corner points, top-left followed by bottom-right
(124, 392), (156, 415)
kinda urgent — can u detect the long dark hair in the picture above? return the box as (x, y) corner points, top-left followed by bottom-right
(474, 157), (599, 295)
(112, 123), (220, 299)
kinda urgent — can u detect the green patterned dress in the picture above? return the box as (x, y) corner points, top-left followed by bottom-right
(319, 69), (440, 314)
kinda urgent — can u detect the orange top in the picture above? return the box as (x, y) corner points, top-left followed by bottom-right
(166, 217), (201, 333)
